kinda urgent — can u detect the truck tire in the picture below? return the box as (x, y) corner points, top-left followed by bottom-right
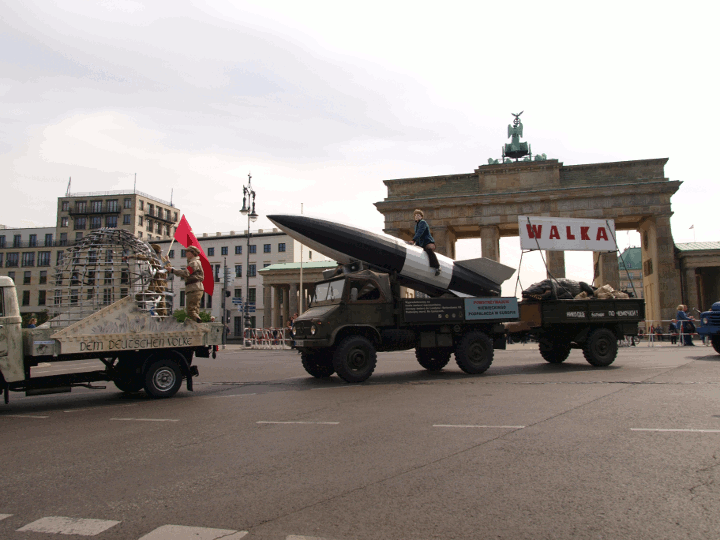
(144, 359), (183, 398)
(455, 331), (493, 375)
(113, 374), (144, 393)
(301, 350), (335, 378)
(538, 339), (572, 364)
(415, 348), (452, 371)
(332, 336), (377, 383)
(712, 336), (720, 354)
(583, 328), (618, 367)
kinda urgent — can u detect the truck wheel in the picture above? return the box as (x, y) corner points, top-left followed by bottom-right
(711, 336), (720, 354)
(332, 336), (377, 383)
(113, 374), (144, 393)
(538, 339), (572, 364)
(455, 331), (493, 375)
(583, 328), (618, 367)
(144, 359), (183, 398)
(415, 348), (452, 371)
(301, 351), (335, 378)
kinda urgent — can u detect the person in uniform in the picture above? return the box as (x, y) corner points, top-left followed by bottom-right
(166, 246), (204, 323)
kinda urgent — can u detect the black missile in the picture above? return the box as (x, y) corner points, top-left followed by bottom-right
(267, 214), (515, 297)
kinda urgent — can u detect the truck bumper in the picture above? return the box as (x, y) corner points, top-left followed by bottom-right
(294, 338), (332, 348)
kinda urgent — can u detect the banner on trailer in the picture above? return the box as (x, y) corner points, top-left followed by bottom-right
(518, 216), (617, 251)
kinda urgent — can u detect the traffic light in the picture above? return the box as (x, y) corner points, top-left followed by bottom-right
(225, 290), (231, 297)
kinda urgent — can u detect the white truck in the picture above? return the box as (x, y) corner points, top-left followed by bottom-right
(0, 276), (222, 404)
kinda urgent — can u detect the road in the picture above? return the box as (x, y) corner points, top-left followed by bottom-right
(1, 342), (720, 540)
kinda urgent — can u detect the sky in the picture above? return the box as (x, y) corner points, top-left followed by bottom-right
(2, 0), (717, 297)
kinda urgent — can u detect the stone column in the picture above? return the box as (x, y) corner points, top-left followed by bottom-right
(546, 251), (566, 279)
(289, 283), (299, 319)
(684, 268), (699, 313)
(480, 226), (500, 261)
(432, 226), (456, 259)
(282, 285), (290, 326)
(263, 286), (271, 328)
(641, 215), (682, 323)
(271, 285), (281, 327)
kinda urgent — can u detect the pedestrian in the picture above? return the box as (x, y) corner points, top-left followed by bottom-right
(676, 304), (695, 346)
(654, 324), (663, 342)
(407, 209), (441, 276)
(27, 317), (37, 328)
(166, 245), (204, 324)
(669, 319), (678, 345)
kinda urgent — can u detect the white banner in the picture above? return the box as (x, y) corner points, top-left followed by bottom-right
(519, 215), (617, 251)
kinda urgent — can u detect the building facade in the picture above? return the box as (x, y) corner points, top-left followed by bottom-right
(618, 247), (644, 298)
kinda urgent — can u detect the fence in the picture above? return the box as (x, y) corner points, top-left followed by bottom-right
(633, 319), (711, 347)
(241, 327), (294, 349)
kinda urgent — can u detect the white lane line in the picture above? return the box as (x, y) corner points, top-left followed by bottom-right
(287, 536), (331, 540)
(631, 428), (720, 433)
(64, 403), (139, 413)
(17, 516), (120, 536)
(203, 393), (257, 399)
(0, 514), (12, 521)
(110, 418), (179, 422)
(139, 524), (248, 539)
(257, 421), (339, 425)
(433, 424), (525, 429)
(0, 414), (49, 419)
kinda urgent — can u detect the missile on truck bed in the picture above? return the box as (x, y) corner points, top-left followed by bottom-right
(267, 214), (516, 298)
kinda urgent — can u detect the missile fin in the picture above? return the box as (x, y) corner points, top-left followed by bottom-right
(455, 258), (516, 286)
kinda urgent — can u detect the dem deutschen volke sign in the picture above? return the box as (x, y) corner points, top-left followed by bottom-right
(518, 216), (617, 252)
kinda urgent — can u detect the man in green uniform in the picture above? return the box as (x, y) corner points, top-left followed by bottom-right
(166, 245), (204, 323)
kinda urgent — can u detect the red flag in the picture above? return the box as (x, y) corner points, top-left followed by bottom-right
(173, 215), (214, 296)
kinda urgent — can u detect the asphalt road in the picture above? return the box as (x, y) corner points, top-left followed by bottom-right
(1, 341), (720, 540)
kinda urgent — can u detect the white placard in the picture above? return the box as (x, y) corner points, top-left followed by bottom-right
(519, 216), (617, 251)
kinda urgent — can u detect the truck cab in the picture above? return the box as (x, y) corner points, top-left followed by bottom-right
(698, 301), (720, 353)
(0, 276), (25, 386)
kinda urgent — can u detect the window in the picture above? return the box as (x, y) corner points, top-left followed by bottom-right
(181, 249), (186, 257)
(174, 212), (178, 221)
(6, 253), (19, 267)
(264, 244), (271, 253)
(165, 209), (171, 220)
(39, 270), (47, 284)
(124, 198), (132, 209)
(21, 252), (35, 267)
(76, 201), (87, 213)
(56, 251), (64, 265)
(235, 265), (242, 278)
(214, 264), (220, 282)
(13, 235), (21, 247)
(24, 271), (31, 284)
(248, 264), (256, 277)
(138, 216), (143, 226)
(61, 217), (69, 228)
(278, 243), (286, 252)
(107, 199), (119, 212)
(54, 290), (61, 305)
(249, 245), (256, 254)
(102, 288), (113, 305)
(106, 215), (118, 228)
(90, 216), (102, 229)
(44, 233), (53, 246)
(235, 245), (242, 255)
(263, 263), (270, 268)
(91, 200), (102, 213)
(156, 223), (161, 233)
(22, 290), (30, 306)
(248, 288), (256, 302)
(123, 214), (131, 225)
(38, 252), (50, 266)
(138, 231), (143, 238)
(206, 294), (212, 309)
(164, 225), (169, 236)
(0, 253), (3, 266)
(308, 251), (312, 260)
(0, 235), (4, 248)
(75, 217), (87, 230)
(234, 288), (242, 298)
(180, 291), (185, 307)
(104, 270), (113, 284)
(75, 232), (83, 241)
(60, 233), (67, 245)
(61, 201), (69, 211)
(8, 271), (15, 281)
(207, 247), (215, 256)
(221, 246), (228, 256)
(139, 200), (144, 210)
(87, 270), (95, 286)
(146, 220), (152, 231)
(29, 234), (37, 247)
(87, 288), (94, 300)
(169, 250), (175, 259)
(148, 203), (154, 216)
(38, 290), (46, 306)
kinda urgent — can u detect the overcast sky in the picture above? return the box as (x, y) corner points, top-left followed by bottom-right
(2, 1), (716, 296)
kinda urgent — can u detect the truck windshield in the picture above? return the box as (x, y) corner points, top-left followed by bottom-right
(312, 279), (345, 304)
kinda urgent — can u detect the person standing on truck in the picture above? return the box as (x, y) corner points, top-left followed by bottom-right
(676, 304), (695, 346)
(407, 209), (441, 276)
(166, 246), (204, 323)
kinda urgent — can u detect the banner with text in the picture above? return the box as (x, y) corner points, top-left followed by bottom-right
(518, 216), (617, 252)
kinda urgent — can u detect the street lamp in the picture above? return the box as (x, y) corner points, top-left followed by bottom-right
(240, 172), (258, 344)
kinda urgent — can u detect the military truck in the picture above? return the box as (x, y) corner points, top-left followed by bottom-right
(697, 301), (720, 353)
(291, 269), (645, 383)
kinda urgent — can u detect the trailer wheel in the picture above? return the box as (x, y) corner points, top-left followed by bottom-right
(301, 350), (335, 378)
(332, 336), (377, 383)
(538, 339), (572, 364)
(144, 359), (183, 398)
(710, 336), (720, 354)
(455, 331), (494, 375)
(583, 328), (618, 367)
(415, 348), (452, 371)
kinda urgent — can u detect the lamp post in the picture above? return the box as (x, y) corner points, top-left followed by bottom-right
(240, 172), (258, 345)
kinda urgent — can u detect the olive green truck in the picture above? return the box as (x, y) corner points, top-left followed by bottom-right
(291, 270), (646, 383)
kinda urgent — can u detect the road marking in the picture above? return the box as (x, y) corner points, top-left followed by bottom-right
(287, 536), (332, 540)
(433, 424), (525, 429)
(64, 403), (139, 413)
(0, 414), (49, 419)
(0, 514), (12, 521)
(203, 393), (257, 399)
(257, 421), (339, 425)
(110, 418), (179, 422)
(138, 524), (248, 539)
(17, 516), (120, 536)
(631, 428), (720, 433)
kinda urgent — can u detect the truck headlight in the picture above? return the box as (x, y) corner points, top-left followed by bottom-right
(311, 324), (317, 335)
(702, 317), (708, 325)
(292, 326), (297, 336)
